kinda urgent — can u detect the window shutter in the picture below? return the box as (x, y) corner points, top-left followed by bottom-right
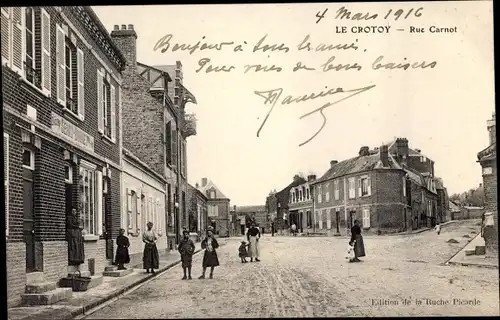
(96, 171), (103, 236)
(40, 9), (51, 95)
(367, 176), (372, 196)
(110, 84), (116, 142)
(156, 199), (161, 235)
(215, 205), (218, 217)
(55, 24), (66, 105)
(357, 178), (361, 197)
(4, 133), (9, 236)
(10, 7), (25, 74)
(171, 128), (177, 168)
(1, 8), (11, 67)
(136, 193), (142, 232)
(97, 70), (104, 133)
(149, 196), (153, 227)
(126, 188), (132, 229)
(77, 48), (85, 118)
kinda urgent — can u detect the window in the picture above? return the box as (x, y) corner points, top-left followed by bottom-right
(348, 178), (356, 199)
(165, 121), (172, 164)
(326, 209), (332, 229)
(317, 185), (322, 203)
(360, 176), (371, 196)
(2, 8), (51, 94)
(325, 191), (330, 202)
(97, 69), (116, 141)
(65, 163), (73, 184)
(403, 176), (407, 197)
(56, 24), (84, 118)
(171, 127), (178, 168)
(127, 190), (139, 233)
(208, 205), (218, 217)
(80, 165), (97, 235)
(306, 211), (312, 228)
(334, 180), (340, 200)
(4, 133), (9, 237)
(362, 208), (370, 228)
(319, 209), (325, 229)
(306, 188), (310, 200)
(299, 189), (302, 202)
(22, 148), (35, 170)
(210, 190), (216, 199)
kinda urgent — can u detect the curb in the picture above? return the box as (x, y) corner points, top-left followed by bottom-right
(447, 261), (499, 269)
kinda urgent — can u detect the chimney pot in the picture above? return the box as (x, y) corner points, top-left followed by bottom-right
(128, 24), (134, 30)
(380, 145), (389, 167)
(121, 24), (126, 30)
(307, 175), (316, 182)
(330, 160), (338, 167)
(114, 25), (119, 30)
(359, 146), (370, 156)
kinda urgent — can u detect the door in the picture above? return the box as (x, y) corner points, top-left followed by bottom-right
(104, 185), (113, 260)
(23, 166), (36, 272)
(299, 212), (303, 233)
(335, 211), (340, 233)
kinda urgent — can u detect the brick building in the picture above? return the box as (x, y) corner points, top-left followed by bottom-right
(477, 112), (497, 258)
(273, 175), (307, 232)
(109, 25), (197, 249)
(186, 183), (208, 237)
(288, 175), (315, 234)
(197, 178), (231, 237)
(311, 139), (442, 235)
(3, 6), (126, 306)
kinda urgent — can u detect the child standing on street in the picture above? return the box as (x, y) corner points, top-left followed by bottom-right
(434, 222), (441, 235)
(239, 241), (249, 263)
(178, 230), (195, 280)
(346, 240), (355, 263)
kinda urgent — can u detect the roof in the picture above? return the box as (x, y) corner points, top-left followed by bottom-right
(449, 201), (461, 212)
(188, 183), (207, 200)
(150, 65), (176, 89)
(387, 139), (429, 158)
(313, 152), (401, 185)
(477, 143), (496, 162)
(276, 176), (307, 209)
(404, 168), (425, 187)
(236, 205), (266, 213)
(198, 179), (229, 200)
(434, 177), (445, 189)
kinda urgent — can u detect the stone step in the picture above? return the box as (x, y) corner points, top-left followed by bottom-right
(25, 282), (57, 294)
(475, 245), (486, 255)
(26, 272), (45, 284)
(104, 265), (118, 272)
(464, 249), (477, 256)
(68, 264), (89, 273)
(87, 275), (104, 290)
(22, 288), (72, 306)
(103, 268), (134, 277)
(68, 270), (91, 278)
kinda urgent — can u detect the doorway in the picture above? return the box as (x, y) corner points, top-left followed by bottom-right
(104, 179), (113, 260)
(299, 211), (304, 233)
(23, 148), (36, 273)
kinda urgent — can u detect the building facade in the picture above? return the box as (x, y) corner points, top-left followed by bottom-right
(198, 178), (230, 237)
(109, 25), (197, 250)
(288, 175), (315, 234)
(274, 175), (307, 233)
(312, 139), (442, 235)
(235, 205), (267, 232)
(477, 112), (497, 257)
(121, 149), (167, 264)
(3, 6), (126, 306)
(186, 183), (208, 238)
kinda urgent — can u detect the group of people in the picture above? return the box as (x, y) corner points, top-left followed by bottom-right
(238, 222), (262, 262)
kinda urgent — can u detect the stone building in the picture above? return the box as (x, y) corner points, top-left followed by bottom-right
(477, 112), (497, 258)
(109, 25), (197, 249)
(288, 175), (316, 234)
(3, 6), (126, 306)
(197, 178), (231, 237)
(312, 139), (443, 235)
(186, 183), (208, 237)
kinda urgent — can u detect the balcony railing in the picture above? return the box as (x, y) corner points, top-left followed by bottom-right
(182, 113), (197, 138)
(24, 62), (42, 89)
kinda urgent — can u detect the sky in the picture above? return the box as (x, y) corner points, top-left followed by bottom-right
(93, 2), (494, 206)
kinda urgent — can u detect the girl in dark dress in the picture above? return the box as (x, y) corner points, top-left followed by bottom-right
(239, 241), (249, 263)
(199, 227), (219, 279)
(143, 221), (160, 274)
(66, 208), (85, 266)
(115, 228), (130, 270)
(350, 219), (366, 262)
(178, 230), (195, 280)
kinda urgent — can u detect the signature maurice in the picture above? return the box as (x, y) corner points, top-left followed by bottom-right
(254, 84), (376, 146)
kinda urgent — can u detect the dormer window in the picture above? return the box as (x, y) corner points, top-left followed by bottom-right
(209, 190), (216, 199)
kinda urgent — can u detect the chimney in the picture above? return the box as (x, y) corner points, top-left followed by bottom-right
(201, 178), (208, 187)
(487, 112), (496, 145)
(359, 146), (370, 156)
(195, 183), (199, 189)
(380, 145), (389, 167)
(415, 148), (421, 153)
(395, 138), (409, 164)
(110, 24), (137, 71)
(307, 174), (316, 182)
(330, 160), (338, 167)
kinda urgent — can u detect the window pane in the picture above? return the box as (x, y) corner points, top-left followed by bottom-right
(65, 165), (70, 180)
(23, 150), (32, 167)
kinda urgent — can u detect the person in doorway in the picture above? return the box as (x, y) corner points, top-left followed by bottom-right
(199, 227), (219, 279)
(247, 222), (261, 262)
(115, 228), (130, 270)
(350, 220), (366, 262)
(434, 221), (441, 235)
(239, 241), (249, 263)
(291, 223), (297, 237)
(142, 222), (159, 274)
(66, 208), (85, 266)
(178, 230), (195, 280)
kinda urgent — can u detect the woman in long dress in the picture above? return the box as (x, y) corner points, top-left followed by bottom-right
(199, 227), (219, 279)
(247, 222), (261, 262)
(66, 208), (85, 265)
(350, 219), (366, 262)
(115, 228), (130, 270)
(143, 222), (159, 274)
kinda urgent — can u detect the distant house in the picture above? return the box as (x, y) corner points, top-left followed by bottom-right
(449, 201), (461, 220)
(186, 183), (208, 237)
(235, 205), (267, 231)
(288, 175), (316, 233)
(311, 138), (444, 235)
(197, 178), (231, 237)
(274, 175), (308, 231)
